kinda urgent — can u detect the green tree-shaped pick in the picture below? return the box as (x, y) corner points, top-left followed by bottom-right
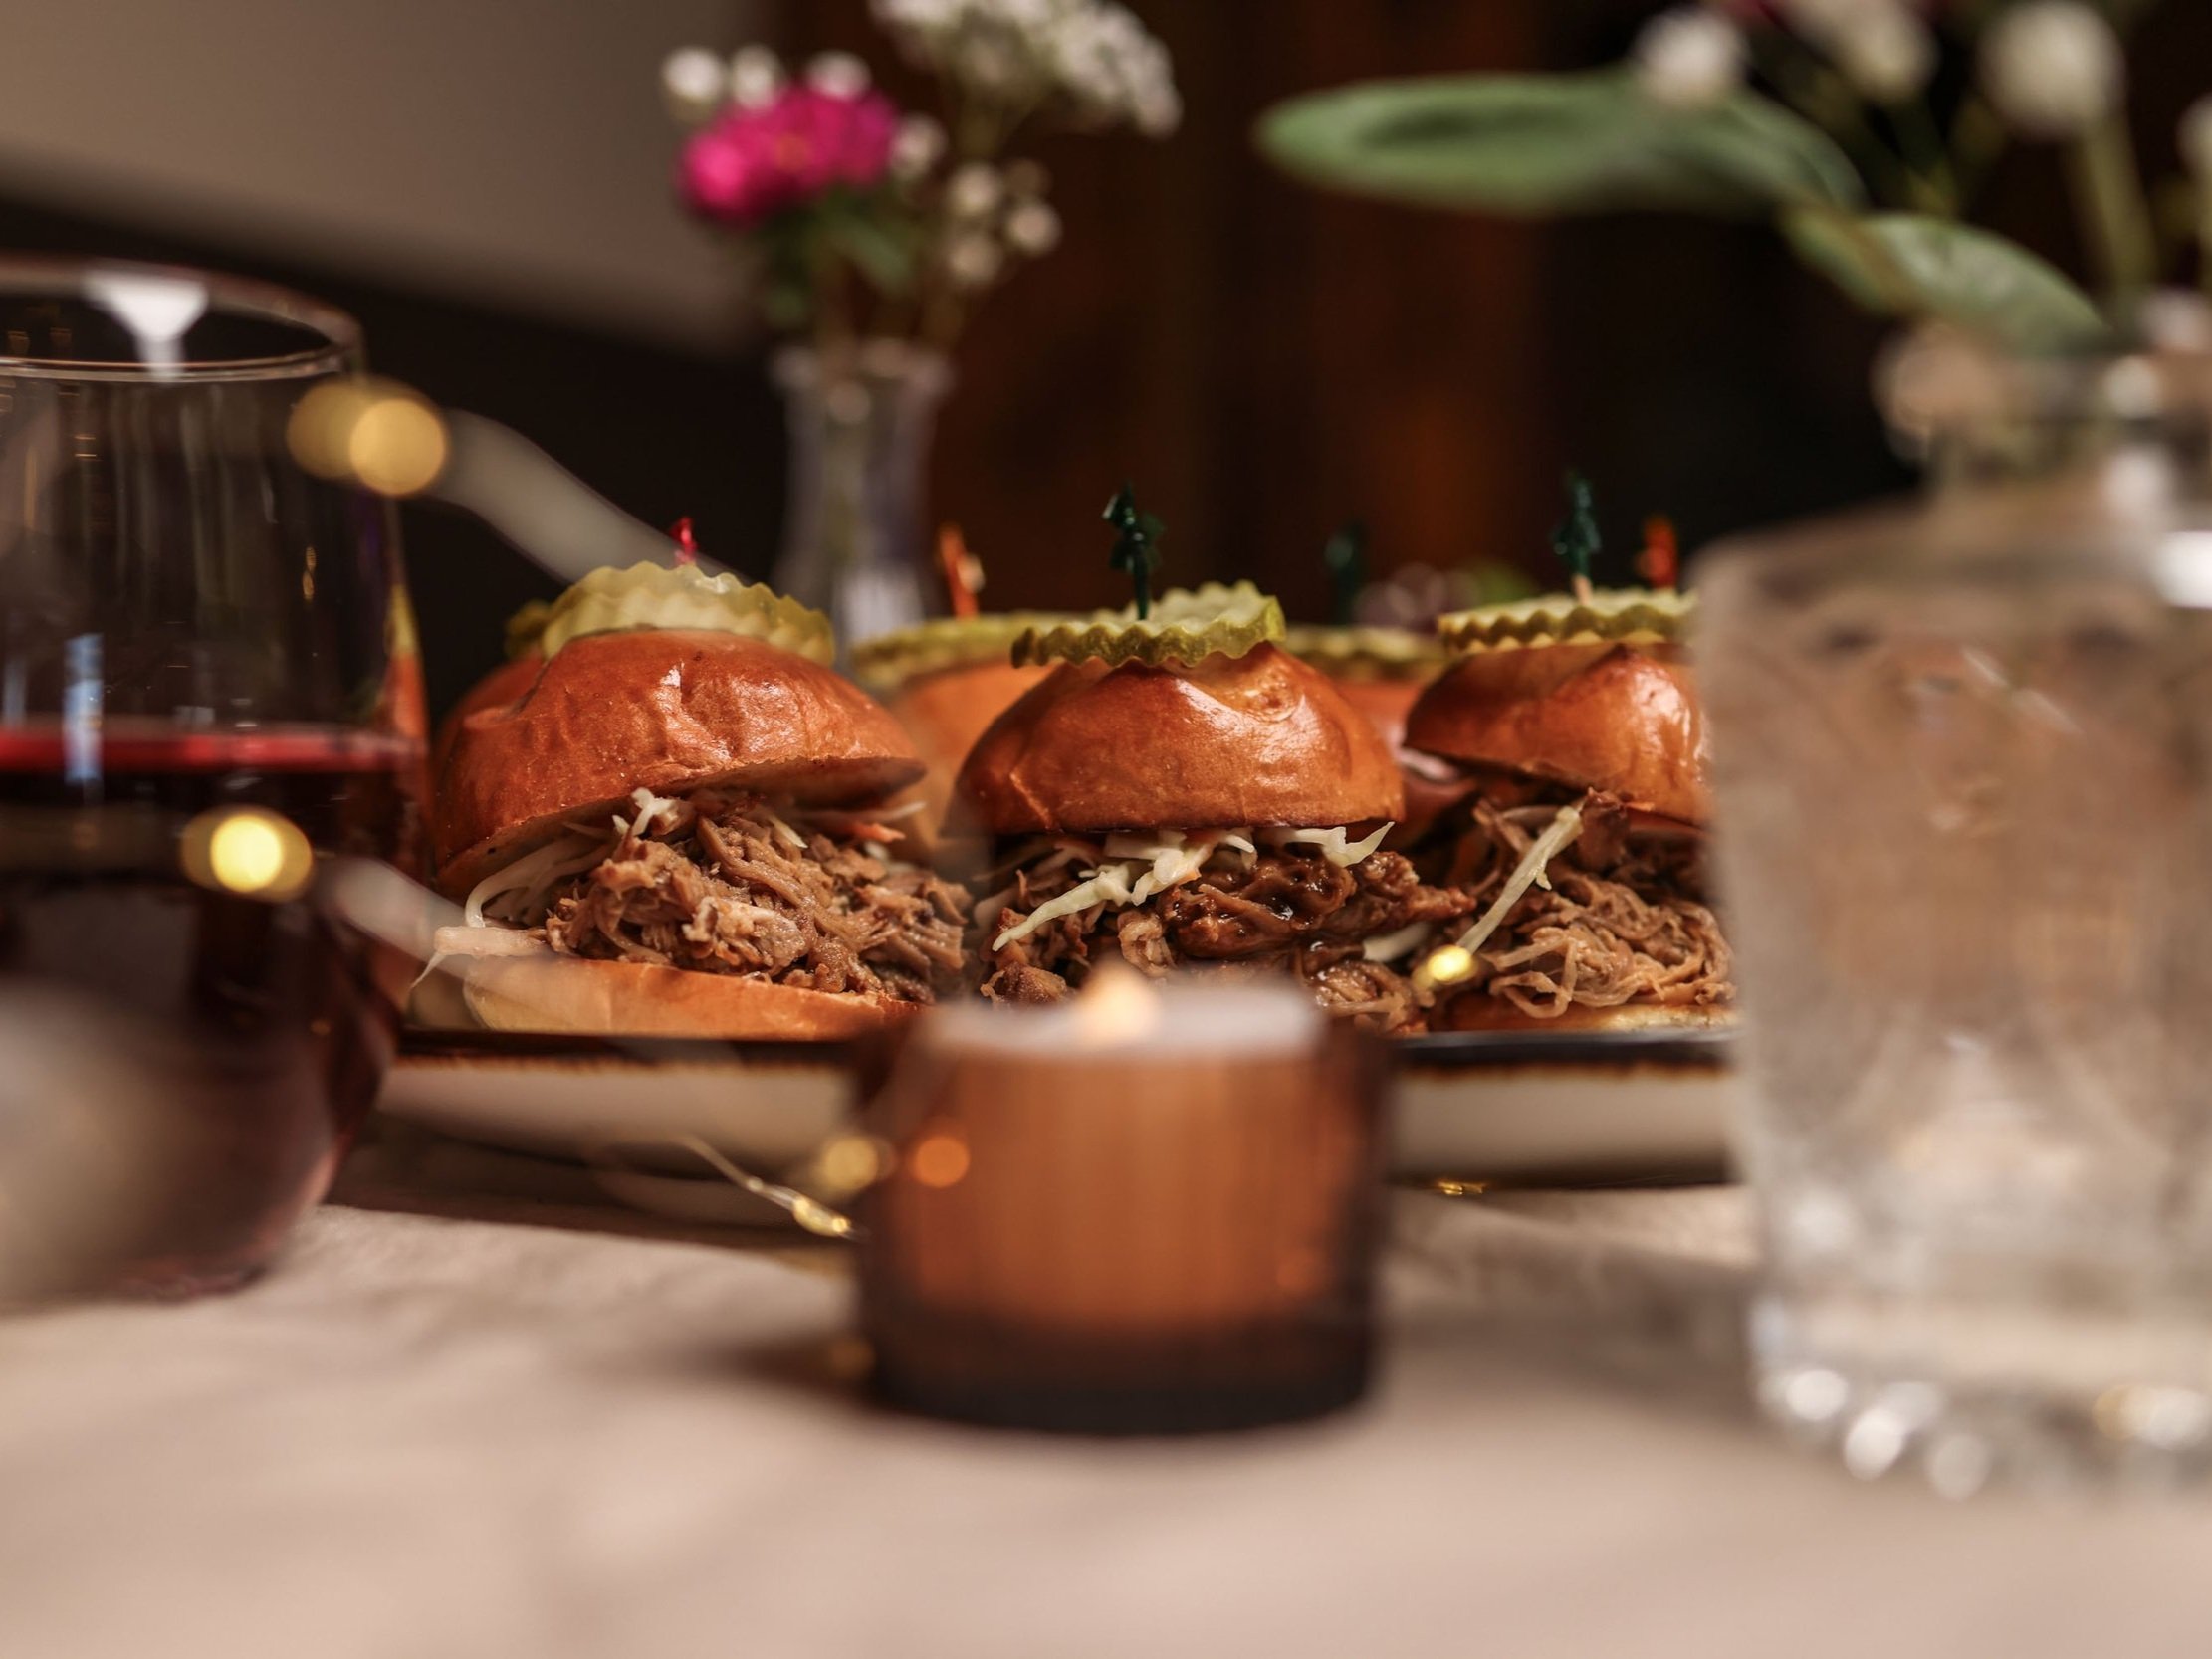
(1550, 472), (1600, 602)
(1323, 518), (1369, 627)
(1103, 483), (1166, 620)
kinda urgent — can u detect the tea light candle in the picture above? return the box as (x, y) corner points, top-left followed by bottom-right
(858, 969), (1388, 1434)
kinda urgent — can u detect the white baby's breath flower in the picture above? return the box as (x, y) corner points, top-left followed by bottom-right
(2181, 98), (2212, 179)
(659, 46), (728, 123)
(873, 0), (960, 36)
(891, 115), (948, 178)
(805, 51), (873, 98)
(1003, 198), (1062, 255)
(958, 33), (1027, 94)
(946, 161), (1003, 219)
(1633, 8), (1746, 111)
(1828, 3), (1934, 104)
(2137, 288), (2212, 352)
(944, 234), (1005, 290)
(729, 45), (785, 109)
(1981, 1), (2123, 139)
(1133, 78), (1182, 137)
(875, 0), (1177, 136)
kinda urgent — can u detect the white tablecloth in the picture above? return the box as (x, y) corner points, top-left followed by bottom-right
(3, 1162), (2209, 1659)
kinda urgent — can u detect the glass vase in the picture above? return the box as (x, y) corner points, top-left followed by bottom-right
(1698, 330), (2212, 1491)
(770, 341), (952, 663)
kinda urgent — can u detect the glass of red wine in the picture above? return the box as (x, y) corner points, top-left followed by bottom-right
(0, 259), (425, 1297)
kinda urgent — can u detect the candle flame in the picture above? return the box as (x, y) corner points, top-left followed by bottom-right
(1074, 964), (1165, 1047)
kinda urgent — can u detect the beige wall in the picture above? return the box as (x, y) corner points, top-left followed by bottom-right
(0, 0), (768, 347)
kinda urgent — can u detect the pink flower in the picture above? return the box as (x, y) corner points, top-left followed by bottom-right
(679, 86), (900, 228)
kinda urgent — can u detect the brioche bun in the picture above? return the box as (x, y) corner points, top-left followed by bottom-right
(1302, 674), (1458, 848)
(1405, 643), (1709, 827)
(882, 658), (1050, 853)
(433, 630), (923, 896)
(956, 642), (1404, 834)
(430, 652), (542, 786)
(419, 929), (920, 1040)
(1429, 993), (1732, 1035)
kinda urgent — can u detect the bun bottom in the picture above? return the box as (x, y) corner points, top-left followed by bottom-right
(417, 929), (924, 1041)
(1432, 995), (1734, 1036)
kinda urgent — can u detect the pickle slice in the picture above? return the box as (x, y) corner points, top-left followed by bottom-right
(1011, 582), (1285, 669)
(1279, 623), (1444, 681)
(851, 613), (1074, 693)
(1437, 587), (1695, 655)
(536, 562), (835, 665)
(503, 598), (552, 660)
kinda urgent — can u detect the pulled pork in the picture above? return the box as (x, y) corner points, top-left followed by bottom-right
(977, 836), (1482, 1033)
(542, 791), (970, 1004)
(1423, 788), (1732, 1022)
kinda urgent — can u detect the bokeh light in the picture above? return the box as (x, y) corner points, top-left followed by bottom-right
(181, 807), (315, 902)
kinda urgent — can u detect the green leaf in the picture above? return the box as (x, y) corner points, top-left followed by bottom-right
(1256, 71), (1864, 218)
(816, 193), (920, 296)
(1781, 210), (2109, 352)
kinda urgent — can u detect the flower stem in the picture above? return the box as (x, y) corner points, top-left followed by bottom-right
(1945, 94), (2010, 211)
(2194, 185), (2212, 301)
(1756, 45), (1933, 214)
(1888, 98), (1959, 218)
(2068, 114), (2159, 304)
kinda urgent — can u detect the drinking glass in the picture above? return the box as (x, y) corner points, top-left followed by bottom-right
(0, 259), (423, 1297)
(1699, 338), (2212, 1490)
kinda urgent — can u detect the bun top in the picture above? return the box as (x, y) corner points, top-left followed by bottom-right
(882, 657), (1052, 844)
(433, 629), (922, 893)
(889, 659), (1053, 780)
(1404, 643), (1709, 826)
(956, 641), (1404, 834)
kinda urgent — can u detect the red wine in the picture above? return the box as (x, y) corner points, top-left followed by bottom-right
(0, 722), (419, 1295)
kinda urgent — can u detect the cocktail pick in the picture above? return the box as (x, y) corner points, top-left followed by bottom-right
(1323, 518), (1369, 627)
(1102, 483), (1165, 620)
(1638, 514), (1679, 591)
(937, 524), (984, 618)
(1549, 471), (1600, 605)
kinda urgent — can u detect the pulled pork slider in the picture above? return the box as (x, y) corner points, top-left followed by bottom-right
(852, 614), (1063, 859)
(961, 585), (1482, 1033)
(427, 563), (971, 1039)
(1402, 588), (1732, 1032)
(1280, 622), (1461, 847)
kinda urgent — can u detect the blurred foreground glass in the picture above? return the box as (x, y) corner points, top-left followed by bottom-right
(1701, 333), (2212, 1490)
(0, 260), (422, 1298)
(858, 974), (1388, 1433)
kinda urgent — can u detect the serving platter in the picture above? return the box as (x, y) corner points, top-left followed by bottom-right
(379, 1024), (1739, 1199)
(1392, 1027), (1737, 1185)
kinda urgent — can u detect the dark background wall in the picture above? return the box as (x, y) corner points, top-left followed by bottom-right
(4, 1), (2207, 716)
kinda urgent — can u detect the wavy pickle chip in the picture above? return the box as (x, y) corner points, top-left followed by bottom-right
(1012, 582), (1286, 669)
(536, 562), (835, 665)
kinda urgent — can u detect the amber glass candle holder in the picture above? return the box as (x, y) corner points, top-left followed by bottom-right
(857, 972), (1388, 1434)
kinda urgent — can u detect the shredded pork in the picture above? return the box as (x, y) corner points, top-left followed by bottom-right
(977, 838), (1482, 1033)
(541, 790), (971, 1004)
(1424, 788), (1733, 1021)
